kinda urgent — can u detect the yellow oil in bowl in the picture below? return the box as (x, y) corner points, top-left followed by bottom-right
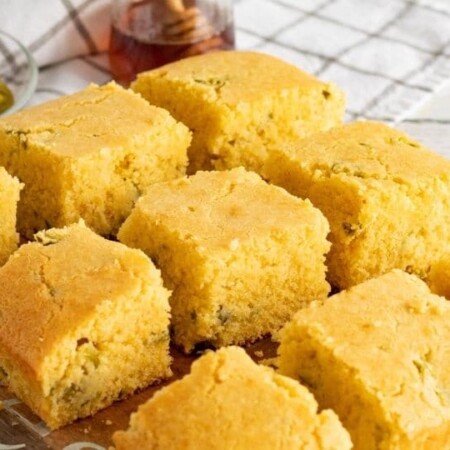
(0, 80), (14, 114)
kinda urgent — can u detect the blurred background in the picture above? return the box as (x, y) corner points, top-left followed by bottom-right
(1, 0), (449, 153)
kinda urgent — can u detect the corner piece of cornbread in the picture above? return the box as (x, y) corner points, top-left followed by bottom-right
(131, 51), (345, 173)
(264, 121), (450, 289)
(118, 167), (330, 353)
(0, 82), (191, 238)
(0, 167), (22, 265)
(278, 270), (450, 450)
(0, 222), (171, 429)
(113, 346), (352, 450)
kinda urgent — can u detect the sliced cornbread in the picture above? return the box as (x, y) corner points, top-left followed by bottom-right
(0, 167), (22, 265)
(0, 222), (171, 429)
(264, 121), (450, 289)
(278, 270), (450, 450)
(113, 346), (352, 450)
(118, 168), (330, 352)
(0, 82), (191, 238)
(131, 51), (345, 173)
(428, 256), (450, 299)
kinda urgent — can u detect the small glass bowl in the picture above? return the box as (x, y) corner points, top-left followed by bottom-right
(0, 30), (38, 116)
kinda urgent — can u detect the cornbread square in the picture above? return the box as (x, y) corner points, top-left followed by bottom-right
(264, 121), (450, 289)
(118, 168), (330, 352)
(0, 82), (191, 238)
(0, 167), (22, 265)
(278, 270), (450, 450)
(131, 51), (345, 173)
(428, 256), (450, 299)
(0, 222), (171, 429)
(113, 346), (352, 450)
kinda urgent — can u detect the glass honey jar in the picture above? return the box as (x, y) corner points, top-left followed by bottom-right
(109, 0), (235, 86)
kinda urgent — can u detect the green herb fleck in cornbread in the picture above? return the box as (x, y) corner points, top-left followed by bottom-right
(0, 82), (191, 238)
(264, 121), (450, 289)
(0, 166), (22, 265)
(278, 270), (450, 450)
(118, 167), (330, 352)
(0, 222), (172, 429)
(113, 347), (352, 450)
(131, 51), (345, 173)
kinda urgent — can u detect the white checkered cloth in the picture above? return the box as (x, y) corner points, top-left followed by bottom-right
(2, 0), (450, 124)
(236, 0), (450, 122)
(0, 0), (112, 105)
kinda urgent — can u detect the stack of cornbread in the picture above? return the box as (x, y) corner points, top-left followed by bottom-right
(0, 51), (449, 450)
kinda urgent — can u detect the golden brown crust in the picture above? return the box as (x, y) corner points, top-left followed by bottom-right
(0, 222), (172, 428)
(0, 82), (187, 158)
(123, 168), (327, 250)
(119, 168), (330, 352)
(0, 223), (166, 376)
(113, 347), (352, 450)
(278, 270), (450, 449)
(132, 51), (345, 172)
(264, 121), (450, 288)
(0, 82), (191, 237)
(270, 121), (450, 182)
(134, 51), (325, 105)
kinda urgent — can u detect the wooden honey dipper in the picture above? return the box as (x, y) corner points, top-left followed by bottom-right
(162, 0), (216, 43)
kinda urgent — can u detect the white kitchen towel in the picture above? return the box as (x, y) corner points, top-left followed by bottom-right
(1, 0), (450, 122)
(0, 0), (110, 67)
(236, 0), (450, 122)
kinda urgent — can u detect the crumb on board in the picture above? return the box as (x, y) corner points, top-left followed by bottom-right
(254, 350), (264, 358)
(105, 419), (113, 425)
(259, 357), (278, 369)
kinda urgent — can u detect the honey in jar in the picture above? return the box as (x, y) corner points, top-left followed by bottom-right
(109, 0), (235, 86)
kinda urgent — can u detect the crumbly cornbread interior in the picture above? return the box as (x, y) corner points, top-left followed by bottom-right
(0, 166), (22, 265)
(0, 82), (190, 238)
(278, 270), (450, 449)
(264, 121), (450, 289)
(119, 168), (330, 352)
(132, 51), (345, 173)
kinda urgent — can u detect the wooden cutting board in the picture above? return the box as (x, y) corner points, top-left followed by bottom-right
(0, 340), (278, 450)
